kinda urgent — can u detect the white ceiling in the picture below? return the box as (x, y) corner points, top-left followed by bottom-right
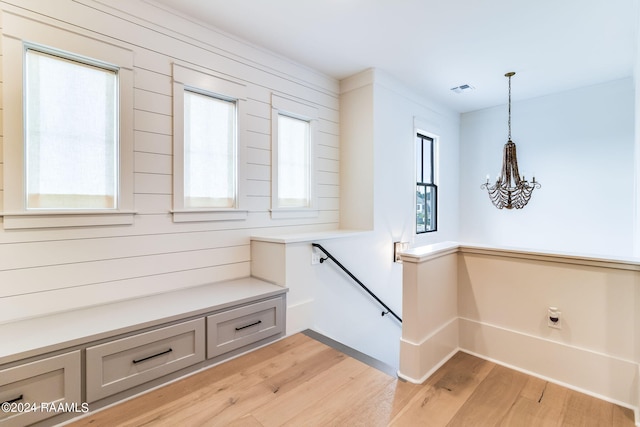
(151, 0), (639, 113)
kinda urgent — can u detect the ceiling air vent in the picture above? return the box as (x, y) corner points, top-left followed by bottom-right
(450, 84), (475, 94)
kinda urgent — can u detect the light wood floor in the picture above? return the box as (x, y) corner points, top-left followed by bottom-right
(69, 333), (635, 426)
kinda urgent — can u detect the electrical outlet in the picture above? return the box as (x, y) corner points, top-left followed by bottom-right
(311, 252), (321, 265)
(548, 307), (561, 329)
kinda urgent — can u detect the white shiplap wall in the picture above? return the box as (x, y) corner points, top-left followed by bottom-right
(0, 0), (340, 323)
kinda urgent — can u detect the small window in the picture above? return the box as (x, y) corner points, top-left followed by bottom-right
(25, 48), (118, 210)
(277, 114), (310, 208)
(171, 63), (247, 223)
(270, 94), (318, 218)
(183, 90), (236, 209)
(416, 133), (437, 233)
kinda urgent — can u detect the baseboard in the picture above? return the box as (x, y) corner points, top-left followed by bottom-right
(397, 347), (459, 384)
(285, 299), (314, 335)
(301, 329), (398, 377)
(397, 317), (459, 383)
(458, 317), (639, 414)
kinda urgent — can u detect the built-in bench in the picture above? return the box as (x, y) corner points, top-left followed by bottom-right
(0, 277), (287, 427)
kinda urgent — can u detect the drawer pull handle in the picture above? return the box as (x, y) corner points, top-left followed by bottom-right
(132, 348), (173, 364)
(235, 320), (262, 331)
(2, 395), (23, 405)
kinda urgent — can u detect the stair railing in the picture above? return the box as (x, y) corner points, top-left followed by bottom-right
(311, 243), (402, 323)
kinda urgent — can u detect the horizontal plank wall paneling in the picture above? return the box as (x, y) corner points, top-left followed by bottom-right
(0, 245), (250, 299)
(0, 264), (251, 323)
(0, 0), (340, 322)
(135, 131), (172, 156)
(134, 89), (172, 116)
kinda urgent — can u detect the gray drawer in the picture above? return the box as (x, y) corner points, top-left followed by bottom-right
(207, 297), (284, 358)
(0, 351), (81, 427)
(86, 318), (205, 402)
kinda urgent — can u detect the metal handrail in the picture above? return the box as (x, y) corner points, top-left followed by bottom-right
(311, 243), (402, 323)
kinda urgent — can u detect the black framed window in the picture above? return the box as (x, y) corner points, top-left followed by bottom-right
(416, 133), (437, 233)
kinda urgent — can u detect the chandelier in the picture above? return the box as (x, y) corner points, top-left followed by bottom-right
(481, 72), (540, 209)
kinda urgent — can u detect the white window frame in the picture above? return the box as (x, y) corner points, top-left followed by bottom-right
(171, 63), (247, 223)
(1, 17), (134, 229)
(270, 94), (318, 219)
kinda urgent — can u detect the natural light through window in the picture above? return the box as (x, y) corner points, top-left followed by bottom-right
(277, 114), (310, 208)
(184, 90), (236, 208)
(25, 49), (118, 209)
(416, 133), (437, 233)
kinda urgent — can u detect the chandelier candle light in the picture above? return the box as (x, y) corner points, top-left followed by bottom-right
(481, 72), (540, 209)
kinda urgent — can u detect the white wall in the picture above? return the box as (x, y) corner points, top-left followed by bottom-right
(339, 80), (374, 230)
(635, 8), (640, 258)
(372, 71), (461, 247)
(290, 69), (460, 368)
(460, 78), (635, 258)
(340, 69), (460, 243)
(633, 10), (640, 413)
(0, 0), (340, 323)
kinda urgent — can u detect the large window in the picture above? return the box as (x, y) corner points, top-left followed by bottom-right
(416, 133), (437, 233)
(183, 90), (236, 209)
(2, 23), (134, 229)
(276, 114), (310, 208)
(25, 48), (118, 210)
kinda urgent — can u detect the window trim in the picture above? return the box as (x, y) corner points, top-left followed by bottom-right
(171, 63), (248, 223)
(270, 94), (318, 219)
(1, 20), (134, 229)
(416, 132), (438, 234)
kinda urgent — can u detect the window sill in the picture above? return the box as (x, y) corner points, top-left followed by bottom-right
(269, 208), (319, 220)
(171, 209), (248, 223)
(1, 210), (136, 229)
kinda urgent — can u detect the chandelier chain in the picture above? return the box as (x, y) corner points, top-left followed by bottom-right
(507, 73), (512, 141)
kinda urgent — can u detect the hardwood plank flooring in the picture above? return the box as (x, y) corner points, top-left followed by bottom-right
(68, 333), (636, 427)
